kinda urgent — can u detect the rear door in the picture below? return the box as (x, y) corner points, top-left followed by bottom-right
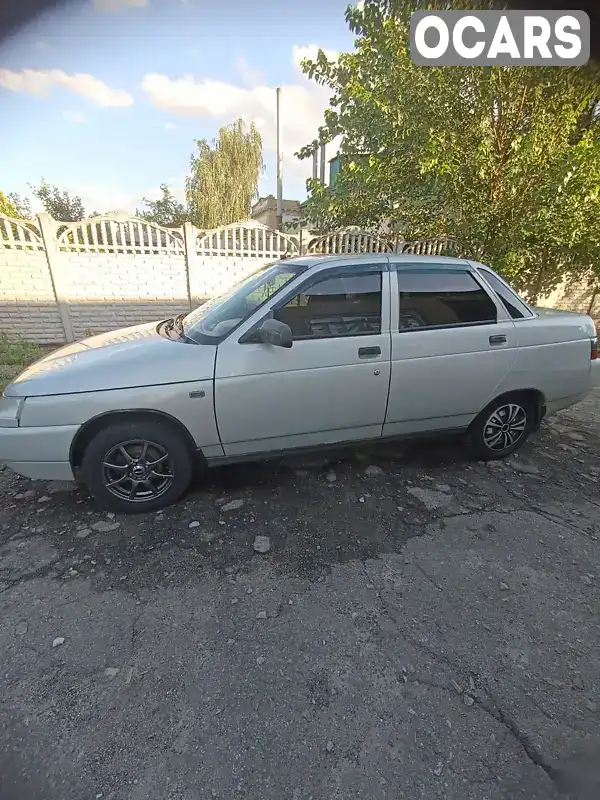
(383, 264), (518, 436)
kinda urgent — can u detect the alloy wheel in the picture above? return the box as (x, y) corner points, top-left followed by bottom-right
(483, 403), (527, 452)
(101, 439), (174, 503)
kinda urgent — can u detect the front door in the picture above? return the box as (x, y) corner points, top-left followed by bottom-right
(214, 266), (392, 456)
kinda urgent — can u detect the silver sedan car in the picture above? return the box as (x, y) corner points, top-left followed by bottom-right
(1, 254), (598, 512)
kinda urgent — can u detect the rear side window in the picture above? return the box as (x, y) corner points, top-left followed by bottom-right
(477, 268), (531, 319)
(398, 270), (497, 330)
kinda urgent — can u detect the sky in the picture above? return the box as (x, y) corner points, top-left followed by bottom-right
(0, 0), (355, 216)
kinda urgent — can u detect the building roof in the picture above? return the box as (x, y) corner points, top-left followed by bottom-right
(251, 196), (302, 212)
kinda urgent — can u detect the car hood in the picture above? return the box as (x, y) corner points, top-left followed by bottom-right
(4, 321), (217, 398)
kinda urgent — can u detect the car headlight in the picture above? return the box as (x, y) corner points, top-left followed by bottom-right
(0, 395), (24, 428)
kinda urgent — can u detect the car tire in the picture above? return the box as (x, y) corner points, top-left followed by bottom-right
(81, 419), (193, 513)
(465, 394), (535, 461)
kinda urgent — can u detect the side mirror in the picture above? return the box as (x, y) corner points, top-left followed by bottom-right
(257, 318), (293, 348)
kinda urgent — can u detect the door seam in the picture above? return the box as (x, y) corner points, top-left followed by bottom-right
(382, 269), (394, 429)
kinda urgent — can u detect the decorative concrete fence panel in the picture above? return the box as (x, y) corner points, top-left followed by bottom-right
(0, 215), (64, 344)
(190, 222), (299, 302)
(307, 229), (394, 254)
(53, 216), (190, 340)
(402, 236), (460, 256)
(0, 214), (302, 343)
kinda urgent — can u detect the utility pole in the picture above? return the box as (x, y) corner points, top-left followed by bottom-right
(319, 142), (326, 184)
(276, 87), (283, 231)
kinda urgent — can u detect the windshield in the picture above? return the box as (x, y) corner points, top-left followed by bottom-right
(182, 260), (306, 344)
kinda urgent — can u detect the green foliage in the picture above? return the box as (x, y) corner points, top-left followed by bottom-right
(186, 118), (264, 229)
(298, 0), (600, 301)
(0, 192), (22, 219)
(30, 179), (85, 222)
(0, 333), (42, 391)
(0, 332), (42, 365)
(136, 183), (189, 228)
(0, 191), (31, 219)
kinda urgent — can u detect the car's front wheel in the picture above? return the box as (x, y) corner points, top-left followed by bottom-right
(466, 394), (535, 461)
(81, 419), (193, 513)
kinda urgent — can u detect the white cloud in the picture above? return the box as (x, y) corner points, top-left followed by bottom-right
(235, 57), (266, 88)
(62, 109), (88, 124)
(140, 44), (341, 186)
(171, 185), (186, 204)
(93, 0), (147, 11)
(139, 181), (186, 204)
(21, 182), (149, 216)
(58, 178), (187, 215)
(0, 68), (133, 107)
(164, 121), (178, 130)
(290, 44), (339, 71)
(67, 183), (142, 213)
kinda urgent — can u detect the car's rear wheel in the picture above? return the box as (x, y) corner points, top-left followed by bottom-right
(81, 420), (193, 513)
(466, 394), (535, 461)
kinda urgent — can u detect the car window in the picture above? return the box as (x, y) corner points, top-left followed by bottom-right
(182, 261), (304, 343)
(477, 268), (531, 319)
(398, 270), (497, 330)
(274, 271), (382, 339)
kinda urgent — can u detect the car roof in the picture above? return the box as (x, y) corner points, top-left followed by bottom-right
(283, 253), (473, 270)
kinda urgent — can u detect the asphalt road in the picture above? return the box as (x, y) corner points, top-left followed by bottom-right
(1, 393), (599, 800)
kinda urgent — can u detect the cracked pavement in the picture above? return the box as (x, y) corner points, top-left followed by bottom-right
(1, 391), (599, 800)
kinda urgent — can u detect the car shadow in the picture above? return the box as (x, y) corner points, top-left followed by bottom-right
(200, 433), (471, 493)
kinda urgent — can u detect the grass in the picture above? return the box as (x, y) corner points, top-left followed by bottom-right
(0, 332), (43, 392)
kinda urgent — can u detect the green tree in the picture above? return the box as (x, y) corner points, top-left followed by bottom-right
(30, 179), (85, 221)
(0, 191), (31, 219)
(137, 183), (188, 227)
(0, 191), (20, 218)
(186, 118), (264, 229)
(298, 0), (600, 301)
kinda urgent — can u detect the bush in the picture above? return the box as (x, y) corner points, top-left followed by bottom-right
(0, 332), (42, 365)
(0, 333), (42, 391)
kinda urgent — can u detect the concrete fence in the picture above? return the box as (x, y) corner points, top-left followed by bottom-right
(0, 213), (302, 344)
(0, 212), (598, 344)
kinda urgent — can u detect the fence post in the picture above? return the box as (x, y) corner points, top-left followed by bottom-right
(183, 221), (199, 310)
(587, 286), (599, 318)
(37, 212), (74, 343)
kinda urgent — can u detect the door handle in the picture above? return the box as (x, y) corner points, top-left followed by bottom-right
(489, 334), (507, 345)
(358, 346), (381, 358)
